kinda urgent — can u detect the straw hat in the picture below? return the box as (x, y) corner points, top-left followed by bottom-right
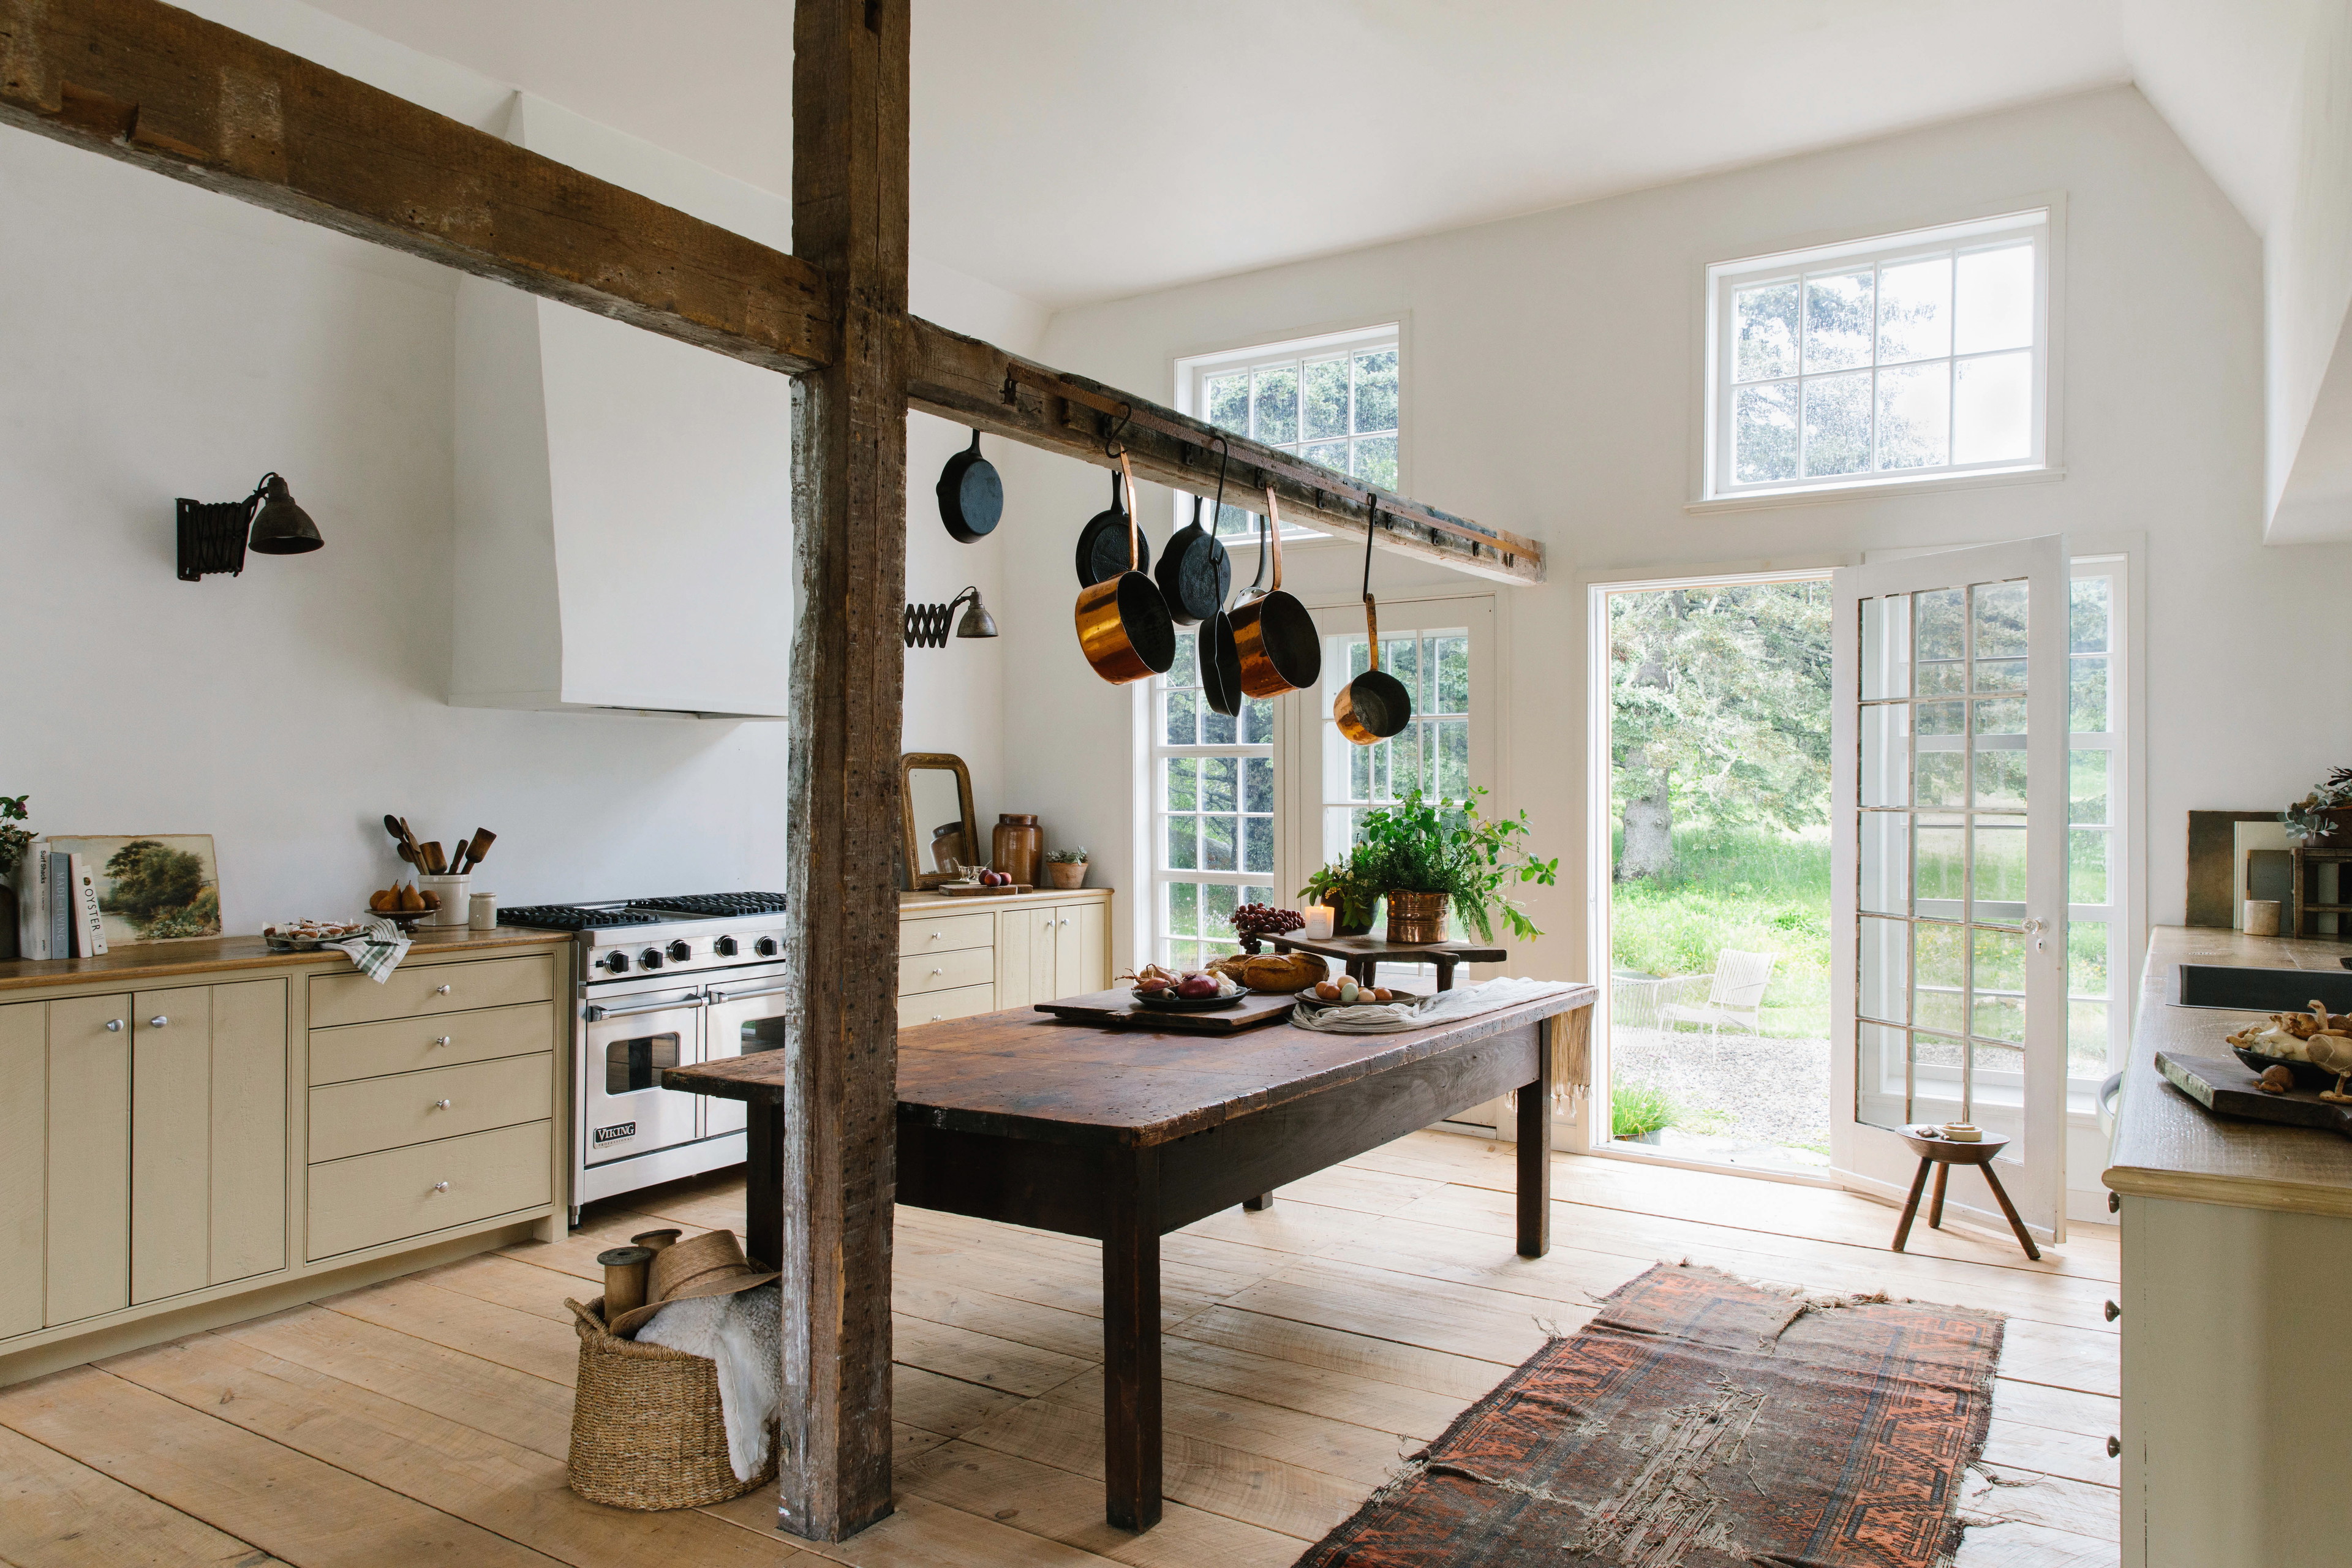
(606, 1228), (780, 1337)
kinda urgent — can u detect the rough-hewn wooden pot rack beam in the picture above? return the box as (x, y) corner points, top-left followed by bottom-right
(0, 0), (835, 375)
(905, 316), (1545, 585)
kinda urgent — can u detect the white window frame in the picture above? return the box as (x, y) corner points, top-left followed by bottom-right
(1702, 209), (2056, 503)
(2063, 555), (2130, 1098)
(1174, 322), (1403, 543)
(1145, 630), (1288, 973)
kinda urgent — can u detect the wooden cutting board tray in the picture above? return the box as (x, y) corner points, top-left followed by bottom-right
(2157, 1050), (2352, 1139)
(1035, 987), (1297, 1034)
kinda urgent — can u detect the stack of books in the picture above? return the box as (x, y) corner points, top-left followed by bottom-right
(10, 842), (108, 959)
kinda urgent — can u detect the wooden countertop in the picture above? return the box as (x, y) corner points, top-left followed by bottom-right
(0, 926), (565, 993)
(663, 983), (1595, 1148)
(899, 886), (1110, 910)
(2103, 925), (2352, 1218)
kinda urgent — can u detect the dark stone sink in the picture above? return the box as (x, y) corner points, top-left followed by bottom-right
(2176, 963), (2352, 1014)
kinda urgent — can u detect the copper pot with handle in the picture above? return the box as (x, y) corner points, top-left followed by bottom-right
(1225, 487), (1321, 698)
(1074, 453), (1176, 684)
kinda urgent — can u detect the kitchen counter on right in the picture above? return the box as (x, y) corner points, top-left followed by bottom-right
(2103, 924), (2352, 1218)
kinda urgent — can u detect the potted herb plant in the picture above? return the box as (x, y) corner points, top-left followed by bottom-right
(1353, 786), (1557, 946)
(1298, 853), (1381, 937)
(1045, 847), (1089, 890)
(0, 795), (31, 962)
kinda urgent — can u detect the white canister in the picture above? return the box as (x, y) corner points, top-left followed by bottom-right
(2244, 899), (2283, 937)
(469, 892), (499, 931)
(418, 873), (470, 927)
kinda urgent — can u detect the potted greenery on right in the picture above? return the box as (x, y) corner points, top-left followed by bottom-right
(1045, 847), (1089, 889)
(1352, 786), (1557, 946)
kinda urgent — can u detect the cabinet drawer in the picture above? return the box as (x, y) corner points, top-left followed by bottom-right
(309, 1054), (554, 1163)
(899, 912), (993, 959)
(897, 982), (995, 1029)
(309, 1001), (557, 1086)
(309, 954), (554, 1030)
(899, 943), (995, 997)
(307, 1120), (551, 1261)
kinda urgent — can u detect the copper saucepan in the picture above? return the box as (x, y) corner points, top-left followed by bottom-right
(1074, 453), (1175, 684)
(1333, 496), (1412, 745)
(1226, 487), (1321, 698)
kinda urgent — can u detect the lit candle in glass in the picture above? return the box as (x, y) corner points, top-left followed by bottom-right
(1302, 903), (1335, 941)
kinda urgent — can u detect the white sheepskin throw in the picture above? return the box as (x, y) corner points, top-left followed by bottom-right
(637, 1281), (780, 1481)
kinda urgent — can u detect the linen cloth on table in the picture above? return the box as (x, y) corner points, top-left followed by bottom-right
(325, 916), (411, 982)
(637, 1281), (782, 1482)
(1291, 976), (1589, 1107)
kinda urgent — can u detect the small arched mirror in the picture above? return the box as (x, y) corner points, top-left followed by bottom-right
(900, 753), (978, 889)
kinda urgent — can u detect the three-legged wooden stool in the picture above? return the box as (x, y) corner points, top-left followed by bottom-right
(1891, 1128), (2040, 1261)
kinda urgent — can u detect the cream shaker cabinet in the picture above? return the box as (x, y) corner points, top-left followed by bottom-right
(0, 980), (287, 1338)
(895, 889), (1114, 1021)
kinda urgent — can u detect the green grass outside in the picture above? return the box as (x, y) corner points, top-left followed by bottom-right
(1610, 825), (1831, 1039)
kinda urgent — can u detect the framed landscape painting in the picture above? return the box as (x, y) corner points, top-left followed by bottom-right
(48, 834), (223, 946)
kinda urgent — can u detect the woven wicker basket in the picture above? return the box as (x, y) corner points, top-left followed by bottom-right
(565, 1297), (778, 1510)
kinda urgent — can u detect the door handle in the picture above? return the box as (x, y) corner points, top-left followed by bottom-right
(706, 981), (793, 1004)
(586, 995), (707, 1022)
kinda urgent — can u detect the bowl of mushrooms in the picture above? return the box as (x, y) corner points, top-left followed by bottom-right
(2226, 1001), (2352, 1099)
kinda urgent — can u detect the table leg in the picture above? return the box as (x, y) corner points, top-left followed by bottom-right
(1435, 958), (1455, 993)
(1891, 1157), (1932, 1253)
(1103, 1148), (1163, 1530)
(1976, 1161), (2045, 1262)
(1927, 1163), (1950, 1230)
(1517, 1025), (1551, 1258)
(745, 1099), (783, 1272)
(1242, 1193), (1274, 1212)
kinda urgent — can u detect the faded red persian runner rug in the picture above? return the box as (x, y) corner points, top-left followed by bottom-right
(1295, 1262), (2003, 1568)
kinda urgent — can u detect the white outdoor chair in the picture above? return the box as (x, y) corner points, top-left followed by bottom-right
(1656, 949), (1777, 1036)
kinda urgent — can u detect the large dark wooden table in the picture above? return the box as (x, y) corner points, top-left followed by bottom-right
(1267, 932), (1508, 992)
(662, 984), (1595, 1531)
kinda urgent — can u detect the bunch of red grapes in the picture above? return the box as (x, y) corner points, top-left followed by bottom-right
(1229, 902), (1303, 954)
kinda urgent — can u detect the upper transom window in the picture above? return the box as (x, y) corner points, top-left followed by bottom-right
(1706, 211), (2049, 501)
(1178, 323), (1399, 540)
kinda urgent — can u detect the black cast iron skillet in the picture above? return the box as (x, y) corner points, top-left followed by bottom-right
(1226, 486), (1321, 698)
(936, 429), (1002, 542)
(1199, 436), (1246, 718)
(1156, 494), (1231, 627)
(1075, 467), (1151, 586)
(1333, 496), (1412, 744)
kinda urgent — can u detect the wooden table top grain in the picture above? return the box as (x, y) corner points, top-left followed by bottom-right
(662, 984), (1596, 1147)
(2104, 925), (2352, 1218)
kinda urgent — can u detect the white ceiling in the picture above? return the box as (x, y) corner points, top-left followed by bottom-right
(303, 1), (2295, 310)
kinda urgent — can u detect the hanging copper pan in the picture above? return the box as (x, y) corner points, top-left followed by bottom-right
(1074, 453), (1175, 684)
(1225, 487), (1321, 698)
(1333, 496), (1412, 745)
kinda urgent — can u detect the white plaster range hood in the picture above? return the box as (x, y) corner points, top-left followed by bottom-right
(450, 98), (794, 720)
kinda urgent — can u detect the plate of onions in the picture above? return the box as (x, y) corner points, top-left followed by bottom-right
(1131, 966), (1246, 1011)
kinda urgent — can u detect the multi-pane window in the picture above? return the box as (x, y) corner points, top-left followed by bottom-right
(2065, 562), (2124, 1088)
(1180, 324), (1400, 539)
(1152, 630), (1276, 971)
(1708, 212), (2049, 499)
(1320, 627), (1472, 865)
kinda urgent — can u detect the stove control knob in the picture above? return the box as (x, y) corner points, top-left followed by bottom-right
(713, 935), (739, 957)
(667, 940), (693, 963)
(755, 936), (780, 958)
(639, 948), (664, 970)
(599, 951), (630, 974)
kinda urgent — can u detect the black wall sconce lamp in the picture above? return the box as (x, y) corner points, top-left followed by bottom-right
(177, 472), (323, 581)
(905, 586), (998, 648)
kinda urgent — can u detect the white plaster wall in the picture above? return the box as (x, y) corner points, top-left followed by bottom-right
(1009, 86), (2337, 1025)
(2264, 1), (2352, 537)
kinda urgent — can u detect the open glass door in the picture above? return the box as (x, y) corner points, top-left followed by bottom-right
(1831, 537), (2068, 1242)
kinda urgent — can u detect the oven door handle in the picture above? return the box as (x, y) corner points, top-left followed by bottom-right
(584, 995), (707, 1022)
(706, 981), (794, 1005)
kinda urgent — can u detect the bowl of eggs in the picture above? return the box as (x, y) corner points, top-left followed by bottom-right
(1298, 978), (1416, 1009)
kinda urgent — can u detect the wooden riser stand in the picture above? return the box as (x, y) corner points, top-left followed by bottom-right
(2288, 845), (2352, 940)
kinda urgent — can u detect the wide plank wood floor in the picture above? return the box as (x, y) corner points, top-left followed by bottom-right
(0, 1131), (2120, 1567)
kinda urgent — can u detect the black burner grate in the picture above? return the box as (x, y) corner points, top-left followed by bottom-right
(497, 904), (665, 932)
(637, 892), (790, 917)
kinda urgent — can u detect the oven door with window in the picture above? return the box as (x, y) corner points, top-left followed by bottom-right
(582, 984), (706, 1166)
(702, 969), (790, 1139)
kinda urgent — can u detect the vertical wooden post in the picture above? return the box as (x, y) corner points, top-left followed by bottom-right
(1102, 1146), (1164, 1530)
(778, 0), (908, 1542)
(1517, 1022), (1553, 1258)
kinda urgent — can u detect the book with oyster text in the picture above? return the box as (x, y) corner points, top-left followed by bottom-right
(69, 853), (108, 956)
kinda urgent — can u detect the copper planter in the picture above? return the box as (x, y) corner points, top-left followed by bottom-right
(1384, 890), (1450, 945)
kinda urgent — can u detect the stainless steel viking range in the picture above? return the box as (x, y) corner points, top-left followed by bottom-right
(498, 892), (790, 1223)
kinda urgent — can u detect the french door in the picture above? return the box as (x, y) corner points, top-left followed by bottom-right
(1830, 537), (2068, 1242)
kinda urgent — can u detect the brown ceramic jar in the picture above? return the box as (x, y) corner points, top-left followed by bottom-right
(992, 813), (1042, 887)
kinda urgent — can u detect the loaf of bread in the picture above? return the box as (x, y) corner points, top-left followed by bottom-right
(1210, 951), (1330, 994)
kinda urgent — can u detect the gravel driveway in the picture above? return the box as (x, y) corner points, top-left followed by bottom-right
(1610, 1024), (1831, 1152)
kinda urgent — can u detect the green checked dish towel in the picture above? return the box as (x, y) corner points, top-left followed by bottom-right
(326, 917), (412, 982)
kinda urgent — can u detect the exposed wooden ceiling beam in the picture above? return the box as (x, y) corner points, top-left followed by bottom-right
(0, 0), (836, 375)
(903, 315), (1545, 586)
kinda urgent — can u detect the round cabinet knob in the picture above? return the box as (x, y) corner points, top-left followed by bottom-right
(431, 1182), (450, 1194)
(713, 935), (738, 957)
(1060, 919), (1070, 927)
(929, 932), (943, 941)
(930, 1014), (943, 1022)
(105, 1019), (123, 1032)
(2103, 1300), (2120, 1322)
(755, 937), (778, 957)
(2106, 1436), (2121, 1458)
(435, 984), (453, 996)
(600, 951), (630, 974)
(148, 1015), (168, 1028)
(931, 967), (943, 976)
(640, 949), (664, 970)
(433, 1098), (453, 1110)
(667, 940), (692, 963)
